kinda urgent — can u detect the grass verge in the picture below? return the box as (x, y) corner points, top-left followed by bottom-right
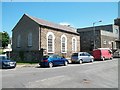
(17, 61), (38, 65)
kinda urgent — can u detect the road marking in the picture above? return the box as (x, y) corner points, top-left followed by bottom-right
(40, 75), (65, 82)
(1, 68), (16, 72)
(26, 75), (71, 88)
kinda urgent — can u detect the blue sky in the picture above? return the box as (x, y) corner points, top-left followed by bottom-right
(2, 2), (118, 37)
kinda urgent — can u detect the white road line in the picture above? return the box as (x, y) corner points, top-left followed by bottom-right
(40, 75), (65, 82)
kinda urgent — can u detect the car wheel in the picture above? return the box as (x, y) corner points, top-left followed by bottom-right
(91, 59), (94, 62)
(102, 57), (105, 61)
(79, 60), (82, 64)
(110, 57), (113, 60)
(49, 62), (53, 68)
(64, 61), (68, 66)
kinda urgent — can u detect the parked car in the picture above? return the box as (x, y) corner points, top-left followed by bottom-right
(0, 54), (16, 69)
(92, 48), (113, 61)
(71, 52), (94, 64)
(113, 49), (120, 58)
(39, 54), (68, 68)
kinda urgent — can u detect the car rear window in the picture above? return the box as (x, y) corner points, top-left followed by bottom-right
(72, 53), (78, 56)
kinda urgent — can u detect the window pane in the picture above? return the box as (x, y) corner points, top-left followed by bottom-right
(48, 35), (53, 52)
(28, 33), (32, 46)
(61, 37), (66, 52)
(17, 35), (21, 47)
(72, 38), (76, 52)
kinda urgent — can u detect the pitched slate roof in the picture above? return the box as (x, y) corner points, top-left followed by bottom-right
(25, 14), (78, 35)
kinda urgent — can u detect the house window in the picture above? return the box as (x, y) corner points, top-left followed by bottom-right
(72, 37), (77, 52)
(17, 35), (21, 47)
(47, 32), (55, 53)
(115, 29), (118, 34)
(61, 35), (67, 53)
(103, 40), (107, 45)
(28, 33), (32, 47)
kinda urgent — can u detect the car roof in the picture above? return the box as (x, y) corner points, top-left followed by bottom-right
(75, 52), (87, 53)
(72, 52), (88, 54)
(0, 54), (7, 57)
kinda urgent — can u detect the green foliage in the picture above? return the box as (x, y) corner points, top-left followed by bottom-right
(0, 49), (3, 54)
(0, 31), (10, 48)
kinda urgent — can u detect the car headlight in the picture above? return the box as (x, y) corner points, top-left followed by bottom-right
(3, 62), (10, 65)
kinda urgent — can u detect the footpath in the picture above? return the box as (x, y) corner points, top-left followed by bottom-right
(16, 64), (39, 68)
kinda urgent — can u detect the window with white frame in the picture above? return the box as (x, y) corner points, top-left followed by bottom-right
(103, 40), (107, 45)
(17, 35), (21, 47)
(72, 37), (77, 52)
(28, 33), (32, 46)
(47, 32), (55, 53)
(61, 35), (67, 53)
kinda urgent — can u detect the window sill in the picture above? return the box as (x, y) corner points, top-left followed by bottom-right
(61, 52), (67, 53)
(47, 51), (54, 53)
(27, 46), (32, 47)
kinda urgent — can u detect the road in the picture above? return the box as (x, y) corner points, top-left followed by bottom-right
(1, 58), (119, 88)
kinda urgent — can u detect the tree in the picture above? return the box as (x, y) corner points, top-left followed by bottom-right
(0, 31), (10, 48)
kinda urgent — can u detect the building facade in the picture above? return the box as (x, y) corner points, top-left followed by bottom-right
(114, 18), (120, 49)
(77, 24), (119, 53)
(12, 14), (80, 62)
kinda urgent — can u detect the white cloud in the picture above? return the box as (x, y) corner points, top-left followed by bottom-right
(59, 22), (71, 26)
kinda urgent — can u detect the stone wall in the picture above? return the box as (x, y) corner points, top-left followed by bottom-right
(40, 26), (80, 58)
(10, 50), (42, 62)
(101, 35), (117, 49)
(79, 30), (101, 52)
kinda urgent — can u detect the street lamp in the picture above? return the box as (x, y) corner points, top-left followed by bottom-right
(93, 20), (102, 49)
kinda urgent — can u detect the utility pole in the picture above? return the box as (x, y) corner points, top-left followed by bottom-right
(93, 20), (102, 49)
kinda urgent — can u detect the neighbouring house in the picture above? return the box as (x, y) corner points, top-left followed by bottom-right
(3, 38), (12, 53)
(0, 32), (2, 49)
(114, 18), (120, 49)
(77, 24), (119, 53)
(12, 14), (80, 62)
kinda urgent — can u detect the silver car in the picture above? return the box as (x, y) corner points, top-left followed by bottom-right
(71, 52), (94, 64)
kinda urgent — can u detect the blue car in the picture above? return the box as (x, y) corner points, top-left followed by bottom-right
(39, 54), (68, 68)
(0, 55), (16, 69)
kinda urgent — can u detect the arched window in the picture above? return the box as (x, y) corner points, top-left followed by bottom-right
(17, 35), (21, 47)
(28, 33), (32, 46)
(61, 34), (67, 53)
(72, 37), (77, 52)
(47, 32), (55, 53)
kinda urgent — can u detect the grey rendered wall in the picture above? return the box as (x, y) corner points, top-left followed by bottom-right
(12, 15), (40, 52)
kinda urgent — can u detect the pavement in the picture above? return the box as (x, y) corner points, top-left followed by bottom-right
(16, 64), (39, 68)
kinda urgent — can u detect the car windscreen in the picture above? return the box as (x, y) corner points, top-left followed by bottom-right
(72, 53), (78, 57)
(0, 56), (8, 60)
(43, 55), (49, 58)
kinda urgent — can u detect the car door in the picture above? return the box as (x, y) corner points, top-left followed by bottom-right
(52, 55), (58, 65)
(79, 53), (87, 62)
(85, 53), (91, 62)
(56, 55), (63, 64)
